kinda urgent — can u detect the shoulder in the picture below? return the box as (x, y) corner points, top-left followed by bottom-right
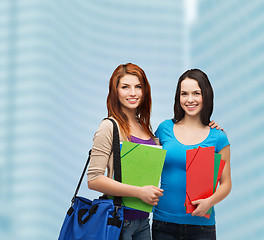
(155, 119), (174, 140)
(96, 117), (126, 142)
(94, 118), (115, 142)
(157, 119), (173, 130)
(211, 128), (228, 140)
(97, 118), (114, 133)
(210, 128), (230, 152)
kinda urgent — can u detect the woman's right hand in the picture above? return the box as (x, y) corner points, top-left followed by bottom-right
(139, 185), (164, 205)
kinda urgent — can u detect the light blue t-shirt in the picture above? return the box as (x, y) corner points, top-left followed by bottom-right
(154, 119), (230, 225)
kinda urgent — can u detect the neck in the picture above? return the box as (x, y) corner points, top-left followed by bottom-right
(122, 108), (138, 124)
(180, 115), (204, 128)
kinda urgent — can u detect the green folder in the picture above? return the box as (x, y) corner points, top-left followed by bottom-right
(207, 153), (222, 215)
(120, 141), (166, 212)
(213, 153), (222, 192)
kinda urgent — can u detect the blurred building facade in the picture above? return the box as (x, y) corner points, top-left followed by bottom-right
(1, 1), (264, 239)
(189, 0), (264, 239)
(0, 1), (185, 239)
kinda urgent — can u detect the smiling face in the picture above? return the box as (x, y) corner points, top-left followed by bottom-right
(117, 74), (143, 113)
(180, 77), (203, 118)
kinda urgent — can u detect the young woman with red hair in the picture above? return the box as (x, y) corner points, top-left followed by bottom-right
(87, 63), (163, 240)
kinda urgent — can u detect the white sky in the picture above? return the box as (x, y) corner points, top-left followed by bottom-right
(184, 0), (198, 24)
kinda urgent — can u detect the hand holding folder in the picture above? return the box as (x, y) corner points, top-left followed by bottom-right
(120, 141), (166, 212)
(185, 146), (225, 218)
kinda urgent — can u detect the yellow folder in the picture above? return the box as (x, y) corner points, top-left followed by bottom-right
(120, 141), (166, 212)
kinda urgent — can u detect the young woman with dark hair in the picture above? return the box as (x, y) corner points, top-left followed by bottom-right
(152, 69), (232, 240)
(173, 69), (214, 125)
(87, 63), (163, 240)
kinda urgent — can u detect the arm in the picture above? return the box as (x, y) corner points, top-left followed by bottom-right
(88, 176), (163, 205)
(87, 119), (163, 206)
(191, 145), (231, 217)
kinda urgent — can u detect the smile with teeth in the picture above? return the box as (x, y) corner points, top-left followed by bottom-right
(186, 104), (198, 109)
(127, 98), (138, 104)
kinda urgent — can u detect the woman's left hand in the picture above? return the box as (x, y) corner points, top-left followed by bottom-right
(209, 120), (223, 130)
(191, 198), (213, 217)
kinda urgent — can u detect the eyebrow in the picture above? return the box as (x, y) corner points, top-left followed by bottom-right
(120, 82), (142, 86)
(180, 89), (201, 92)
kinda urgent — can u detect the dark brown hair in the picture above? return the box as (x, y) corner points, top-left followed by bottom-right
(173, 69), (214, 125)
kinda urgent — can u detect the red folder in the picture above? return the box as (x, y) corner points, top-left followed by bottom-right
(185, 146), (215, 219)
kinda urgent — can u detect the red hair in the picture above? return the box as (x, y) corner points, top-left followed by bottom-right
(107, 63), (154, 139)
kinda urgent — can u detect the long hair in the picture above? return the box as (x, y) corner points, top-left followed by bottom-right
(107, 63), (154, 138)
(173, 69), (214, 125)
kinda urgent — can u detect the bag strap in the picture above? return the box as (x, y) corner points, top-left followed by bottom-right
(106, 118), (122, 207)
(71, 149), (91, 205)
(106, 118), (122, 183)
(71, 118), (122, 206)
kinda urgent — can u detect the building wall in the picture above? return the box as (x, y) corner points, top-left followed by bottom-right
(189, 0), (264, 239)
(0, 1), (185, 239)
(2, 1), (263, 239)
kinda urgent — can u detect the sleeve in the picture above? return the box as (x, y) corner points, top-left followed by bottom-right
(154, 123), (162, 141)
(154, 120), (168, 145)
(216, 130), (230, 153)
(87, 120), (114, 182)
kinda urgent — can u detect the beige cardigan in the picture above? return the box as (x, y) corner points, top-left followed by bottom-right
(87, 118), (159, 182)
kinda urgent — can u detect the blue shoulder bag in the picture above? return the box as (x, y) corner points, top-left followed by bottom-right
(58, 118), (124, 240)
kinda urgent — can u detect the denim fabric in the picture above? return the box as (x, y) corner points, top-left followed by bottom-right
(119, 217), (151, 240)
(152, 220), (216, 240)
